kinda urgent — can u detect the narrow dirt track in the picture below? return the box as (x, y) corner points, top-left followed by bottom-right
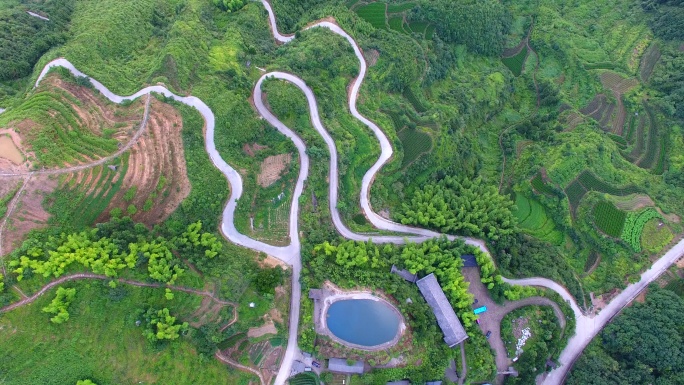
(0, 272), (236, 313)
(1, 2), (682, 384)
(215, 351), (266, 385)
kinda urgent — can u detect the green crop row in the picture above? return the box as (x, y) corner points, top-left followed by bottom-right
(636, 105), (660, 170)
(565, 179), (588, 215)
(398, 127), (432, 167)
(501, 46), (528, 76)
(355, 3), (386, 29)
(577, 171), (640, 196)
(403, 86), (427, 113)
(593, 200), (627, 237)
(531, 173), (556, 196)
(621, 208), (661, 252)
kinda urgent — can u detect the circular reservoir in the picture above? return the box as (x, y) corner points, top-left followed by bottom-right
(325, 299), (401, 348)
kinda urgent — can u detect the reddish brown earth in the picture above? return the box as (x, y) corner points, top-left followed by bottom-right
(99, 98), (191, 226)
(0, 175), (57, 253)
(7, 74), (144, 169)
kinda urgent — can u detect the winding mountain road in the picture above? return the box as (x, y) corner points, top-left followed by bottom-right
(2, 1), (683, 384)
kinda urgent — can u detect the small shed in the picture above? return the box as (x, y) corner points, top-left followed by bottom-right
(460, 254), (477, 268)
(328, 358), (365, 374)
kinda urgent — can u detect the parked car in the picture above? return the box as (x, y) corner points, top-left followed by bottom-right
(476, 319), (480, 325)
(486, 331), (492, 339)
(312, 361), (320, 368)
(474, 306), (487, 315)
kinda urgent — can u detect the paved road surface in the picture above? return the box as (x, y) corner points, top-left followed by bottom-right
(6, 3), (684, 384)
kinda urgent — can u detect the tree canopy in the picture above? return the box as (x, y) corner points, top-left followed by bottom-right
(419, 0), (512, 56)
(141, 307), (189, 343)
(398, 175), (516, 240)
(42, 287), (77, 324)
(568, 287), (684, 384)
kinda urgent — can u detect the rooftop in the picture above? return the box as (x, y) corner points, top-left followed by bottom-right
(391, 265), (417, 283)
(328, 358), (365, 374)
(460, 254), (477, 268)
(416, 273), (468, 347)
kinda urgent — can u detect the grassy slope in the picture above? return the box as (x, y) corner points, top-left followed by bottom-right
(0, 282), (253, 385)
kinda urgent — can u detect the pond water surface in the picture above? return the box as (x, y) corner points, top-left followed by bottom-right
(326, 298), (400, 347)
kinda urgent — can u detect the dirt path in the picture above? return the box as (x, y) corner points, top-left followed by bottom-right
(0, 174), (31, 265)
(215, 351), (266, 385)
(0, 272), (237, 313)
(0, 94), (151, 178)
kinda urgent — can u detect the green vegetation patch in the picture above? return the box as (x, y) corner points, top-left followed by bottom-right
(388, 16), (408, 34)
(355, 2), (386, 29)
(502, 46), (528, 76)
(531, 172), (556, 196)
(289, 372), (320, 385)
(403, 87), (427, 113)
(398, 127), (432, 167)
(513, 194), (563, 245)
(576, 171), (640, 196)
(565, 179), (588, 215)
(568, 288), (684, 384)
(621, 208), (662, 252)
(386, 2), (416, 13)
(592, 200), (627, 237)
(0, 281), (249, 385)
(640, 218), (673, 254)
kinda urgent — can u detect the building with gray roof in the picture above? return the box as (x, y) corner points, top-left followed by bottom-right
(460, 254), (477, 268)
(291, 360), (306, 376)
(416, 273), (468, 347)
(391, 265), (417, 282)
(328, 358), (365, 374)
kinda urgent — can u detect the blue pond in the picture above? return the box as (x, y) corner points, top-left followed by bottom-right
(326, 299), (401, 347)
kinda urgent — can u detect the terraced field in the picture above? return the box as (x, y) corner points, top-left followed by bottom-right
(513, 194), (564, 245)
(102, 98), (191, 225)
(355, 2), (386, 29)
(0, 73), (143, 168)
(383, 108), (434, 168)
(388, 16), (408, 34)
(578, 72), (665, 174)
(592, 200), (626, 237)
(531, 172), (556, 196)
(354, 1), (434, 40)
(49, 155), (129, 230)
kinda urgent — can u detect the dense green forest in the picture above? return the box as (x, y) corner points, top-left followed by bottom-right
(0, 0), (683, 383)
(567, 286), (684, 384)
(0, 0), (73, 97)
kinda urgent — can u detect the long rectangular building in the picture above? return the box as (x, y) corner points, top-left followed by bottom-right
(416, 273), (468, 347)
